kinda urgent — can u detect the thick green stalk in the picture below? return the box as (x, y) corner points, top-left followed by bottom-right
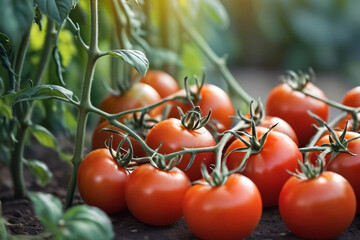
(65, 0), (100, 208)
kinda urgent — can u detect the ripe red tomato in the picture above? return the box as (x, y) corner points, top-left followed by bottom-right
(183, 174), (262, 240)
(226, 127), (302, 207)
(167, 84), (235, 133)
(254, 115), (299, 145)
(77, 148), (129, 214)
(91, 120), (146, 157)
(308, 130), (360, 213)
(145, 118), (216, 181)
(140, 70), (180, 98)
(266, 82), (329, 147)
(125, 163), (191, 226)
(98, 82), (161, 123)
(336, 86), (360, 131)
(279, 171), (356, 239)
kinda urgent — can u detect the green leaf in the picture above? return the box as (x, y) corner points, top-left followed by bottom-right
(53, 45), (66, 86)
(35, 0), (74, 24)
(61, 205), (114, 240)
(108, 50), (149, 76)
(4, 85), (79, 104)
(201, 0), (230, 28)
(0, 98), (12, 120)
(23, 159), (53, 186)
(29, 124), (57, 149)
(0, 215), (9, 240)
(29, 192), (63, 233)
(0, 0), (34, 43)
(0, 36), (16, 86)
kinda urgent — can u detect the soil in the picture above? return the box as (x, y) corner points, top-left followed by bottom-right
(1, 139), (360, 240)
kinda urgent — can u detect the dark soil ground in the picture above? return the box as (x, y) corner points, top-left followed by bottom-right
(1, 139), (360, 240)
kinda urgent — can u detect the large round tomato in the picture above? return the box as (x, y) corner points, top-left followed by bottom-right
(336, 86), (360, 131)
(77, 148), (129, 214)
(279, 171), (356, 239)
(91, 120), (146, 157)
(183, 174), (262, 240)
(266, 82), (329, 147)
(145, 118), (216, 181)
(125, 163), (191, 226)
(225, 127), (302, 207)
(98, 82), (161, 123)
(308, 130), (360, 213)
(167, 84), (235, 133)
(140, 70), (179, 98)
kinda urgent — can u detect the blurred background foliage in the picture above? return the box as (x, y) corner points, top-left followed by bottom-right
(2, 0), (360, 137)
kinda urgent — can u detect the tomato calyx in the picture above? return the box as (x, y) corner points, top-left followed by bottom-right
(225, 119), (278, 173)
(104, 130), (133, 168)
(124, 111), (158, 138)
(178, 106), (211, 130)
(282, 68), (314, 91)
(194, 161), (229, 187)
(148, 144), (183, 171)
(236, 99), (265, 127)
(288, 158), (323, 180)
(301, 122), (359, 166)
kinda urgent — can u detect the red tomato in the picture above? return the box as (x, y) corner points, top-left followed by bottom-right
(98, 82), (161, 123)
(145, 118), (216, 181)
(336, 86), (360, 131)
(183, 174), (262, 240)
(125, 163), (191, 226)
(140, 70), (179, 98)
(77, 148), (129, 214)
(167, 84), (235, 133)
(225, 127), (302, 207)
(266, 82), (329, 147)
(91, 120), (146, 157)
(308, 130), (360, 213)
(279, 171), (356, 239)
(254, 115), (299, 145)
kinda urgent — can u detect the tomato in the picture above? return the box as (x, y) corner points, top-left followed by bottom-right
(226, 127), (302, 207)
(125, 163), (191, 226)
(145, 118), (216, 181)
(98, 82), (161, 123)
(91, 120), (146, 157)
(254, 115), (298, 145)
(308, 130), (360, 213)
(140, 70), (180, 98)
(77, 148), (129, 214)
(167, 84), (235, 133)
(183, 174), (262, 240)
(266, 82), (329, 147)
(336, 86), (360, 131)
(279, 171), (356, 239)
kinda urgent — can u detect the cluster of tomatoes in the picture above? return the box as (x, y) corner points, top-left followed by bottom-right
(77, 70), (360, 240)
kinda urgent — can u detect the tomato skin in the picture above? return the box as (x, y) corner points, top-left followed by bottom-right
(336, 86), (360, 131)
(168, 84), (235, 133)
(279, 172), (356, 239)
(308, 131), (360, 213)
(91, 120), (146, 157)
(257, 116), (298, 145)
(125, 163), (191, 226)
(145, 118), (216, 181)
(98, 82), (161, 123)
(266, 83), (329, 147)
(140, 70), (179, 98)
(183, 174), (262, 240)
(226, 127), (302, 207)
(77, 148), (129, 214)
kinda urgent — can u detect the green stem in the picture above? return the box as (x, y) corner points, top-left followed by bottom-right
(13, 30), (31, 91)
(65, 0), (100, 208)
(172, 4), (253, 105)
